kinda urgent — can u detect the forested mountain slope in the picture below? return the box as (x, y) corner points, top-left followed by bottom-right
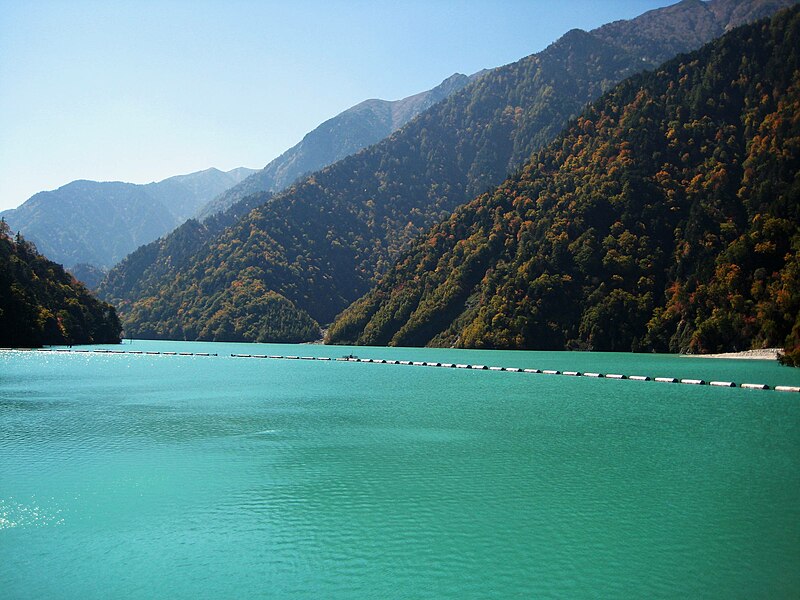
(96, 188), (275, 320)
(0, 167), (255, 271)
(102, 0), (796, 343)
(197, 73), (473, 219)
(328, 8), (800, 357)
(0, 221), (122, 347)
(98, 75), (474, 330)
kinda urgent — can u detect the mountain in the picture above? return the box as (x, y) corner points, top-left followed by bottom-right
(95, 75), (476, 328)
(0, 167), (257, 270)
(68, 263), (108, 290)
(100, 0), (797, 343)
(327, 7), (800, 358)
(197, 73), (473, 219)
(145, 167), (257, 223)
(0, 222), (122, 347)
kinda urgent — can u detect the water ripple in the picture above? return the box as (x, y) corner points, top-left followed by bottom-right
(1, 344), (799, 598)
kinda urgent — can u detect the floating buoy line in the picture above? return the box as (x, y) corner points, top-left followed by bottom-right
(3, 348), (798, 393)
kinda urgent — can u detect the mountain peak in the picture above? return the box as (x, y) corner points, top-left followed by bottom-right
(2, 166), (257, 270)
(196, 73), (472, 219)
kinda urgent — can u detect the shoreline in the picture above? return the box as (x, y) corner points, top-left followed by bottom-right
(683, 348), (780, 360)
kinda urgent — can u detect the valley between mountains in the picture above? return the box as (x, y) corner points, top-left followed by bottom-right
(3, 0), (798, 364)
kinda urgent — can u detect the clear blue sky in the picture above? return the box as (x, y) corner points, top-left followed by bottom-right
(0, 0), (674, 211)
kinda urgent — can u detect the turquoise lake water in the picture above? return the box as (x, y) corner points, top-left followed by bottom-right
(2, 341), (799, 598)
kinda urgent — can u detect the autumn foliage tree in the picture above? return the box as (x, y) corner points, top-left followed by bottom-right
(328, 8), (800, 360)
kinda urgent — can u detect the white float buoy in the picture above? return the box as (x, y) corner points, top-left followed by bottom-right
(774, 386), (800, 393)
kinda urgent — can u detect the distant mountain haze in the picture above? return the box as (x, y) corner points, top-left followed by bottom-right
(0, 167), (257, 271)
(197, 73), (474, 219)
(1, 72), (475, 276)
(68, 263), (108, 290)
(148, 167), (259, 222)
(93, 74), (478, 313)
(101, 0), (797, 344)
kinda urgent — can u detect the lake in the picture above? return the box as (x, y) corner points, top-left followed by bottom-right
(2, 341), (799, 598)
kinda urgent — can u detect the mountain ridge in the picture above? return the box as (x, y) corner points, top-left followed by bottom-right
(327, 7), (800, 356)
(196, 72), (474, 219)
(101, 0), (797, 344)
(1, 166), (256, 271)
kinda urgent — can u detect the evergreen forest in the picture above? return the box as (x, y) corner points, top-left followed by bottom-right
(0, 220), (122, 347)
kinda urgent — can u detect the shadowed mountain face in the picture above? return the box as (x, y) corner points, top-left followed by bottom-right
(328, 7), (800, 356)
(0, 220), (122, 347)
(68, 263), (107, 290)
(196, 73), (473, 219)
(101, 0), (797, 344)
(0, 167), (256, 271)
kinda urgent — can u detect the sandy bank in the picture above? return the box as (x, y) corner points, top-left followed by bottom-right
(683, 348), (780, 360)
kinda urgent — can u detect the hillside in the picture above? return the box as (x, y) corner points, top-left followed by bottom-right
(0, 167), (256, 270)
(328, 7), (800, 358)
(197, 74), (473, 220)
(68, 263), (108, 290)
(101, 0), (796, 343)
(0, 221), (122, 347)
